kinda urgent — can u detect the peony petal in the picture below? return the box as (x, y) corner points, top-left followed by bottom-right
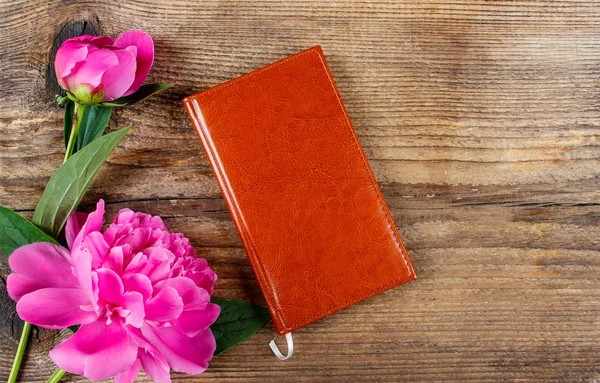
(124, 325), (162, 354)
(113, 208), (166, 230)
(124, 251), (147, 275)
(103, 223), (131, 247)
(96, 268), (124, 305)
(139, 349), (172, 383)
(175, 303), (220, 337)
(113, 208), (136, 225)
(119, 227), (152, 253)
(76, 34), (114, 48)
(140, 324), (215, 374)
(122, 327), (171, 382)
(65, 212), (88, 250)
(140, 247), (174, 282)
(49, 319), (138, 380)
(71, 247), (95, 310)
(114, 30), (154, 96)
(100, 48), (137, 101)
(144, 286), (183, 323)
(6, 274), (44, 303)
(55, 36), (115, 92)
(103, 246), (124, 273)
(7, 243), (78, 301)
(120, 291), (145, 328)
(154, 277), (210, 311)
(71, 200), (106, 307)
(72, 200), (105, 251)
(114, 358), (141, 383)
(146, 215), (166, 230)
(55, 42), (89, 89)
(122, 273), (153, 300)
(16, 288), (97, 329)
(165, 282), (218, 337)
(82, 231), (110, 269)
(191, 271), (218, 295)
(65, 49), (118, 91)
(188, 261), (218, 295)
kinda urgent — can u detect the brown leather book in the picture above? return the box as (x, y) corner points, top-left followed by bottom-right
(183, 46), (416, 336)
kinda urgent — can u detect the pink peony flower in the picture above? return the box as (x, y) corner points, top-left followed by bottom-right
(55, 30), (154, 103)
(7, 200), (219, 382)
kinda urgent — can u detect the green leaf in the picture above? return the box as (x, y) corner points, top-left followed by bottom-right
(56, 95), (69, 107)
(210, 298), (271, 356)
(0, 206), (58, 259)
(32, 126), (131, 237)
(63, 100), (74, 150)
(75, 105), (112, 153)
(100, 84), (173, 107)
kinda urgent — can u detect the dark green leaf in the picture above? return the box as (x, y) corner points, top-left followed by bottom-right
(210, 298), (271, 356)
(100, 84), (173, 107)
(74, 105), (112, 153)
(63, 100), (74, 149)
(32, 126), (131, 237)
(0, 206), (58, 259)
(69, 325), (79, 333)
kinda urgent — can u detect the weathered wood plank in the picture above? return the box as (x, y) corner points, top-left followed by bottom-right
(1, 1), (600, 382)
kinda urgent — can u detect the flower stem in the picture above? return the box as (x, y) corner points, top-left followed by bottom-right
(8, 321), (31, 383)
(63, 102), (86, 163)
(45, 368), (66, 383)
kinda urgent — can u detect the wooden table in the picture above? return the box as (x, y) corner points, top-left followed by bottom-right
(1, 1), (599, 382)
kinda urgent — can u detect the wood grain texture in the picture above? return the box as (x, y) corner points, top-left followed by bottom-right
(1, 1), (600, 382)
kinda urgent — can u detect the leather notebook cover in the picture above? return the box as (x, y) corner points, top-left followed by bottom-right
(183, 46), (416, 335)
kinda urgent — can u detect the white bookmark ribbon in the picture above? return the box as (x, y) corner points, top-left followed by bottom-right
(269, 332), (294, 360)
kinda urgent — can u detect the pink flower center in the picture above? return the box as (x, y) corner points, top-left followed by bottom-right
(103, 303), (131, 325)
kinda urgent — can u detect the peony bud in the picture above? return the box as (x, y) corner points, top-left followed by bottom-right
(55, 30), (154, 104)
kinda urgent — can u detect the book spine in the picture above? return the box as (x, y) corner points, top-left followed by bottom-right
(182, 98), (287, 334)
